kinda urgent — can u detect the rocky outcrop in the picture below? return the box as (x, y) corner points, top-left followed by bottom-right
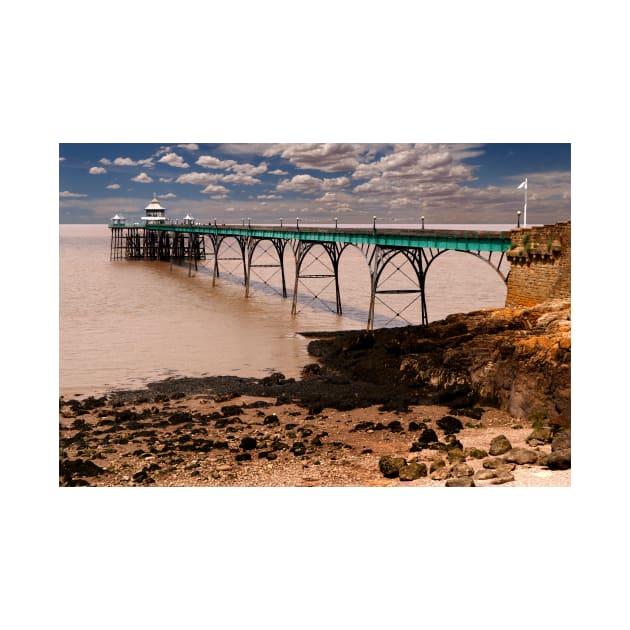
(308, 299), (570, 426)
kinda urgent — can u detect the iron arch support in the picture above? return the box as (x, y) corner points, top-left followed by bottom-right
(212, 234), (249, 287)
(365, 245), (438, 329)
(423, 248), (509, 284)
(290, 240), (348, 316)
(245, 237), (288, 298)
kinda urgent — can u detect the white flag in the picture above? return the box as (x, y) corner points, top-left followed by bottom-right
(517, 179), (527, 190)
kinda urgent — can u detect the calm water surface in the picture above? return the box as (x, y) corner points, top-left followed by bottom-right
(59, 224), (510, 396)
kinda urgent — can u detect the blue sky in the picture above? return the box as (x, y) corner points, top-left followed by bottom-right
(59, 143), (570, 225)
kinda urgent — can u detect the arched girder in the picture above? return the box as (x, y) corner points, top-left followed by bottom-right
(245, 237), (288, 298)
(424, 248), (510, 284)
(290, 240), (349, 315)
(246, 237), (288, 268)
(371, 247), (429, 288)
(365, 245), (437, 329)
(212, 234), (248, 286)
(359, 244), (509, 329)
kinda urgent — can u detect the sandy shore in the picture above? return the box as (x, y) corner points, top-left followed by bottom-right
(59, 390), (570, 487)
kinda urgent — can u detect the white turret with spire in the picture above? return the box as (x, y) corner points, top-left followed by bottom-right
(141, 193), (166, 224)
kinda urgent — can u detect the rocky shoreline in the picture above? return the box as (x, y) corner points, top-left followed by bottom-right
(59, 299), (570, 487)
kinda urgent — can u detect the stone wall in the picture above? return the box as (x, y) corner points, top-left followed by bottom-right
(505, 221), (571, 307)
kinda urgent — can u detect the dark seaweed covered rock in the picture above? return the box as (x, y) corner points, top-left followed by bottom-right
(169, 411), (193, 425)
(290, 442), (307, 456)
(239, 436), (258, 451)
(351, 421), (376, 432)
(417, 428), (439, 444)
(221, 404), (243, 417)
(60, 458), (105, 479)
(437, 416), (464, 434)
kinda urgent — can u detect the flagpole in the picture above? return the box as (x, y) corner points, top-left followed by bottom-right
(524, 177), (528, 227)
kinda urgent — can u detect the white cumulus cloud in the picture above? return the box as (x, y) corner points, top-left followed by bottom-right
(113, 157), (154, 168)
(221, 172), (262, 185)
(106, 183), (120, 190)
(89, 166), (107, 175)
(158, 152), (190, 168)
(131, 172), (154, 183)
(231, 161), (268, 176)
(277, 174), (350, 194)
(201, 184), (229, 195)
(196, 155), (237, 170)
(176, 172), (222, 185)
(271, 143), (360, 173)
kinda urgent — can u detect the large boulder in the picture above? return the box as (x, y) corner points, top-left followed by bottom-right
(451, 462), (474, 478)
(379, 456), (407, 478)
(398, 463), (427, 481)
(551, 429), (571, 452)
(545, 449), (571, 470)
(491, 472), (515, 485)
(489, 434), (512, 456)
(431, 466), (451, 481)
(526, 426), (554, 446)
(504, 447), (539, 465)
(445, 477), (475, 487)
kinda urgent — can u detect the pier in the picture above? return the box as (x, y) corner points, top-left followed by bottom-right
(109, 197), (518, 328)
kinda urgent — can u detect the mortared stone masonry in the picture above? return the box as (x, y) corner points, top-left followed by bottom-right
(505, 221), (571, 307)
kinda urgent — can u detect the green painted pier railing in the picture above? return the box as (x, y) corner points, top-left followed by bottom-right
(138, 223), (512, 252)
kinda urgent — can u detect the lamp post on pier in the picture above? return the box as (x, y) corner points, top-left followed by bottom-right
(372, 216), (377, 231)
(421, 215), (425, 230)
(334, 217), (338, 230)
(517, 210), (521, 228)
(296, 217), (300, 231)
(280, 217), (283, 228)
(248, 217), (251, 229)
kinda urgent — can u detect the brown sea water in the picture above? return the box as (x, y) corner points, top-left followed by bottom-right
(59, 224), (510, 396)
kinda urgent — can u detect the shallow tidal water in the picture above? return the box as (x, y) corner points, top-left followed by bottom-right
(59, 224), (510, 396)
